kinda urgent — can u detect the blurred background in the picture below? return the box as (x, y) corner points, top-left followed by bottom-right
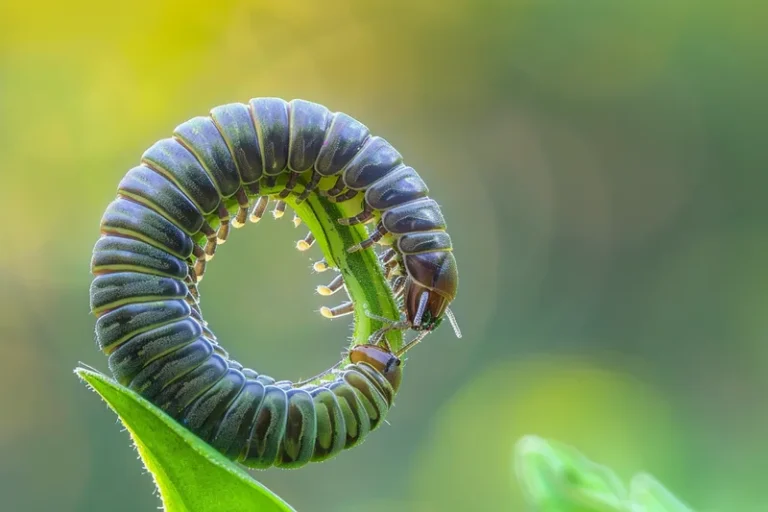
(1, 0), (766, 510)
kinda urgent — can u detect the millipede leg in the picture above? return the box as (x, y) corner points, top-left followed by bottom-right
(187, 264), (198, 284)
(264, 176), (278, 188)
(204, 236), (218, 260)
(199, 223), (217, 261)
(348, 222), (388, 253)
(200, 222), (216, 239)
(338, 204), (374, 226)
(321, 176), (345, 197)
(369, 324), (400, 353)
(390, 276), (406, 297)
(232, 188), (250, 228)
(296, 232), (315, 251)
(201, 324), (217, 341)
(204, 322), (216, 339)
(368, 328), (387, 346)
(296, 171), (322, 203)
(384, 258), (399, 279)
(363, 306), (410, 345)
(193, 258), (207, 283)
(293, 358), (346, 387)
(278, 173), (299, 198)
(211, 343), (229, 359)
(395, 329), (432, 358)
(379, 248), (396, 264)
(313, 257), (329, 273)
(216, 204), (231, 244)
(317, 274), (345, 296)
(184, 287), (199, 305)
(370, 328), (397, 350)
(320, 301), (354, 319)
(217, 226), (230, 246)
(190, 307), (203, 324)
(215, 227), (229, 249)
(217, 222), (231, 244)
(190, 309), (211, 337)
(192, 244), (206, 261)
(328, 189), (358, 203)
(292, 212), (302, 228)
(189, 306), (204, 324)
(272, 200), (287, 219)
(249, 196), (269, 223)
(197, 316), (218, 342)
(245, 181), (260, 196)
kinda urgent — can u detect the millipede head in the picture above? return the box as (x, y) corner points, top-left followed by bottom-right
(401, 251), (459, 336)
(400, 282), (462, 339)
(349, 344), (402, 392)
(404, 281), (450, 333)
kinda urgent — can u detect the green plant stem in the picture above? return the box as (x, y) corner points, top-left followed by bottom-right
(259, 181), (404, 359)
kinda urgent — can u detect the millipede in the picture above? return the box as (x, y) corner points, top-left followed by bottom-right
(89, 97), (460, 469)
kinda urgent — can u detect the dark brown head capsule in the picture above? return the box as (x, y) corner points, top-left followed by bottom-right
(402, 250), (458, 332)
(349, 344), (402, 392)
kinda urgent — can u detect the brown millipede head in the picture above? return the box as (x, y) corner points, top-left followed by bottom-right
(349, 344), (402, 392)
(404, 281), (449, 332)
(402, 251), (458, 334)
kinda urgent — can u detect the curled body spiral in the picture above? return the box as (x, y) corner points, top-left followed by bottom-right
(90, 98), (458, 468)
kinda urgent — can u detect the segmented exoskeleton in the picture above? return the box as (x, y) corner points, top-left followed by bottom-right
(90, 98), (458, 468)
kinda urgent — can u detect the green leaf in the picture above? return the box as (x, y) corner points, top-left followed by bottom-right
(76, 367), (296, 512)
(629, 473), (693, 512)
(513, 437), (697, 512)
(514, 435), (630, 512)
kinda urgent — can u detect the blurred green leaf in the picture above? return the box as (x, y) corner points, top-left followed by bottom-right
(515, 435), (629, 512)
(514, 436), (696, 512)
(629, 473), (693, 512)
(75, 367), (295, 512)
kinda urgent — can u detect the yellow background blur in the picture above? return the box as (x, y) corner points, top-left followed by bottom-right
(1, 1), (766, 510)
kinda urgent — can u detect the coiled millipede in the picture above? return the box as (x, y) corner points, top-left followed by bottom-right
(90, 98), (460, 468)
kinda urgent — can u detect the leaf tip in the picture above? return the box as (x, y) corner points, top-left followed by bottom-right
(74, 364), (117, 394)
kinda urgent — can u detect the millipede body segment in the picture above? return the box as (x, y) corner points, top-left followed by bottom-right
(90, 98), (458, 468)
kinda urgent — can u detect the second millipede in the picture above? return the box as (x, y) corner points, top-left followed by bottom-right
(89, 97), (460, 468)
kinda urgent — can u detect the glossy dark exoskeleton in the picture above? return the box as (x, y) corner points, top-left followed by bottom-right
(89, 97), (457, 469)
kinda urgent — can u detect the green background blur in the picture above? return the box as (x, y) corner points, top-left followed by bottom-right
(1, 1), (766, 510)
